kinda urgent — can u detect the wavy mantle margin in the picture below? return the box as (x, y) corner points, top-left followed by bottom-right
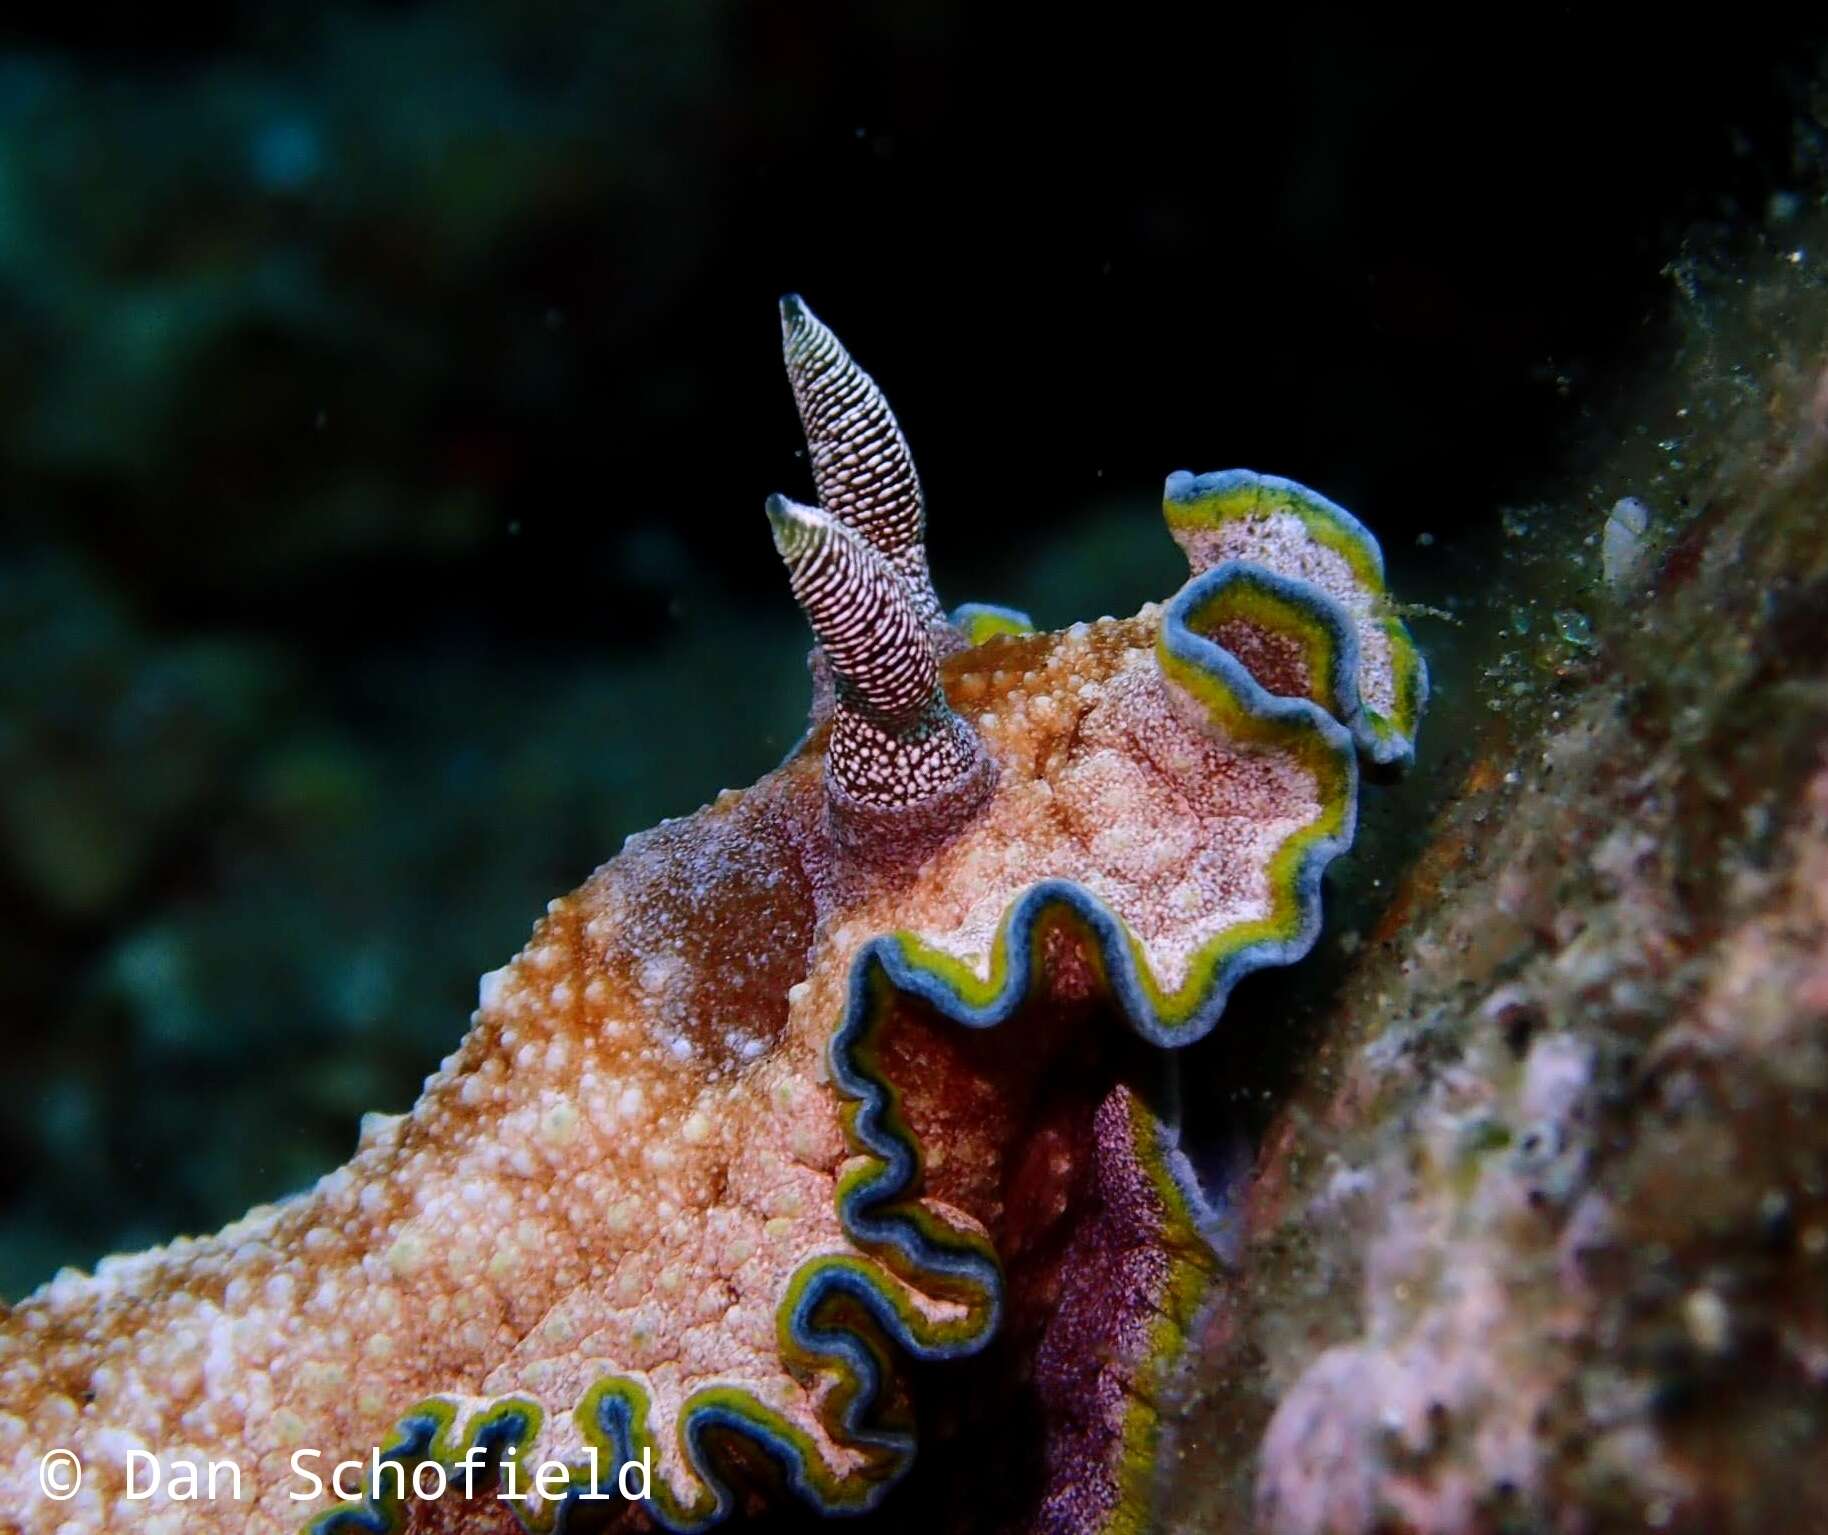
(305, 558), (1379, 1535)
(1164, 467), (1430, 770)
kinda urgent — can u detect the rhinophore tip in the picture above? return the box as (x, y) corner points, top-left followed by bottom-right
(766, 492), (821, 564)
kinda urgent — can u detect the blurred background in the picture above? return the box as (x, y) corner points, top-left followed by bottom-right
(0, 4), (1824, 1297)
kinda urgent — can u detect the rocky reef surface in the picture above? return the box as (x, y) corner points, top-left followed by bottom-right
(1155, 215), (1828, 1530)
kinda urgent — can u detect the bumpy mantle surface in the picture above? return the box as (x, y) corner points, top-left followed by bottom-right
(0, 301), (1425, 1535)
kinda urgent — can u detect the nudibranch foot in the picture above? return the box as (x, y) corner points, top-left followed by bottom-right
(1032, 1083), (1220, 1535)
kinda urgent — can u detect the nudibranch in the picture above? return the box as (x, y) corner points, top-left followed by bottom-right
(0, 300), (1425, 1535)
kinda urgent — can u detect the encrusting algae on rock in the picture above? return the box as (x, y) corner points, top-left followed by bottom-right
(0, 298), (1425, 1534)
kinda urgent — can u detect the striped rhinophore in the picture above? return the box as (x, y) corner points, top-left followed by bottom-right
(781, 294), (942, 628)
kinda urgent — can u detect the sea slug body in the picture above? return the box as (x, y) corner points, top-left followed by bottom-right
(0, 299), (1426, 1535)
